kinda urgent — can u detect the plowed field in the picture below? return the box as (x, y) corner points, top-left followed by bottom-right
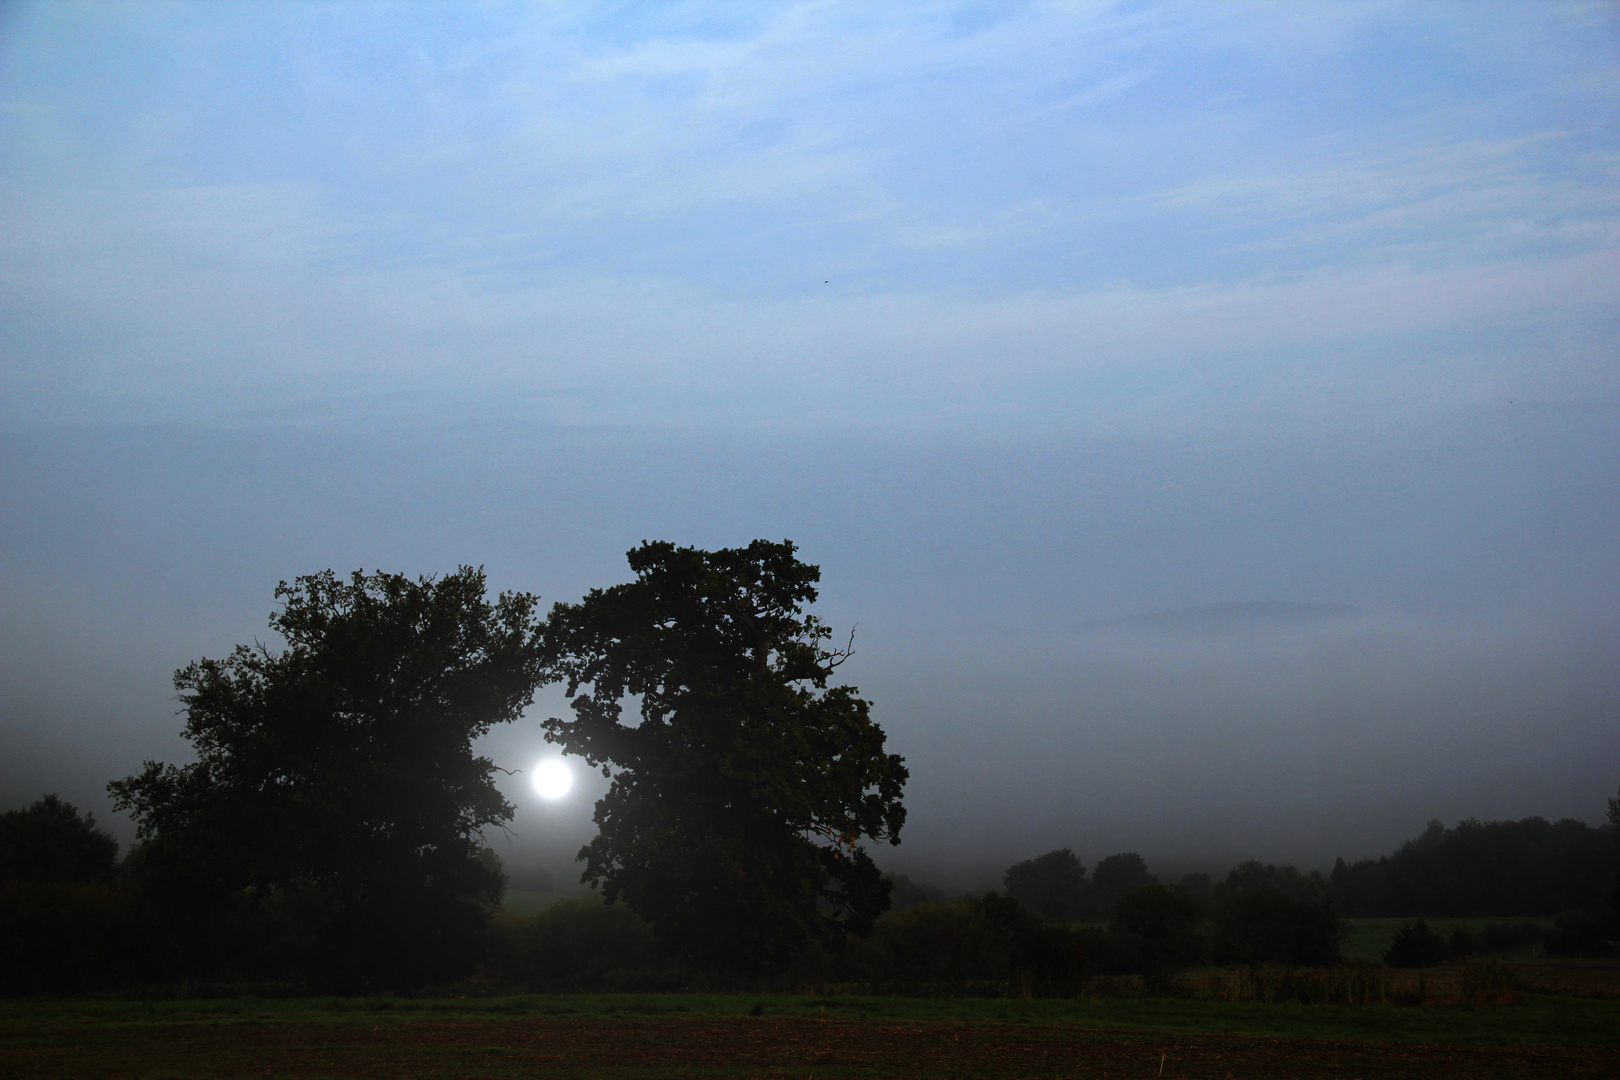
(6, 1014), (1618, 1079)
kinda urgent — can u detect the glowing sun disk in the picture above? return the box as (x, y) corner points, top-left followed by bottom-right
(533, 759), (572, 800)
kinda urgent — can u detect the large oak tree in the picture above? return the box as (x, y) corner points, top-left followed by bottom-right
(544, 540), (908, 974)
(110, 567), (544, 989)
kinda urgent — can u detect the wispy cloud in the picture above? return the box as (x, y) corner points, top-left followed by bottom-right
(4, 173), (1614, 434)
(1, 1), (1615, 433)
(1160, 135), (1620, 262)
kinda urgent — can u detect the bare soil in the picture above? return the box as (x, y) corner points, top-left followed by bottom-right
(5, 1014), (1619, 1080)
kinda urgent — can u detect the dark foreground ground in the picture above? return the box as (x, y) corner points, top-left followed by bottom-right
(6, 1013), (1620, 1080)
(4, 990), (1619, 1080)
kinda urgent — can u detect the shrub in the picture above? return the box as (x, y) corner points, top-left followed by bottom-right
(482, 897), (665, 989)
(837, 893), (1105, 996)
(1544, 909), (1615, 957)
(838, 899), (996, 984)
(1384, 920), (1448, 968)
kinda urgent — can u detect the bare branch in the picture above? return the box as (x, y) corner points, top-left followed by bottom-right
(824, 623), (858, 669)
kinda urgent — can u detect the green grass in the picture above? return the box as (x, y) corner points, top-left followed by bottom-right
(2, 990), (1614, 1046)
(1342, 918), (1553, 962)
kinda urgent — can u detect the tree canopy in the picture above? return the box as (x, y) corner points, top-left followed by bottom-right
(109, 567), (545, 989)
(1330, 815), (1617, 917)
(1088, 852), (1155, 916)
(1003, 848), (1087, 923)
(542, 539), (908, 974)
(0, 795), (119, 886)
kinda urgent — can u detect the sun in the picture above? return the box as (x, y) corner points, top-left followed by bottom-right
(532, 759), (573, 800)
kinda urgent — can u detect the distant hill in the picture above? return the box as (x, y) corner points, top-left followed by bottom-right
(1089, 601), (1361, 634)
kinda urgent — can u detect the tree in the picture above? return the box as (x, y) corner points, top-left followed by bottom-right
(542, 539), (908, 975)
(1608, 785), (1620, 918)
(1221, 860), (1331, 902)
(109, 567), (545, 990)
(1003, 849), (1087, 923)
(0, 795), (119, 885)
(885, 873), (950, 912)
(0, 795), (132, 994)
(1383, 919), (1447, 968)
(1329, 815), (1617, 917)
(1088, 852), (1155, 916)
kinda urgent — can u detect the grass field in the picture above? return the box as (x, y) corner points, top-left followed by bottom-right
(3, 991), (1617, 1079)
(1341, 918), (1553, 963)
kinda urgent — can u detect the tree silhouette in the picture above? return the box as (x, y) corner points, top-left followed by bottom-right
(0, 795), (129, 993)
(109, 567), (545, 990)
(543, 540), (908, 974)
(1089, 852), (1155, 915)
(0, 795), (118, 885)
(1384, 919), (1448, 968)
(1003, 849), (1087, 923)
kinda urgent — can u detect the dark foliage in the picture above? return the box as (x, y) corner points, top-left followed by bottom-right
(0, 794), (119, 885)
(1331, 815), (1617, 918)
(0, 796), (135, 994)
(542, 540), (908, 975)
(1609, 786), (1620, 917)
(1445, 920), (1546, 958)
(1219, 860), (1331, 903)
(108, 567), (545, 991)
(1178, 872), (1213, 897)
(885, 873), (951, 912)
(1111, 883), (1203, 978)
(482, 897), (666, 989)
(1003, 848), (1087, 923)
(1383, 919), (1449, 968)
(1212, 889), (1343, 966)
(838, 893), (1105, 995)
(0, 879), (139, 995)
(1087, 852), (1155, 917)
(1545, 909), (1615, 957)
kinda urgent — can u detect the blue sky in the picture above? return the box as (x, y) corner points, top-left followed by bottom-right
(3, 1), (1615, 432)
(1, 2), (1617, 880)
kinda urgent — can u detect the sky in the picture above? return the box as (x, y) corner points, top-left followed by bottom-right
(1, 1), (1617, 888)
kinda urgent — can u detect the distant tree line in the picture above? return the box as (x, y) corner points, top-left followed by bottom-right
(1329, 815), (1616, 918)
(1000, 815), (1618, 928)
(4, 790), (1617, 996)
